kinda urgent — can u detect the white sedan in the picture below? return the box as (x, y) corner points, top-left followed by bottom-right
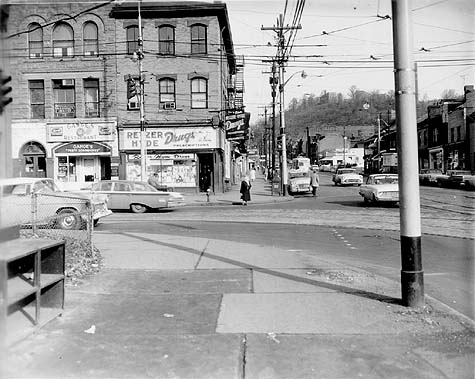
(359, 174), (399, 204)
(332, 168), (363, 186)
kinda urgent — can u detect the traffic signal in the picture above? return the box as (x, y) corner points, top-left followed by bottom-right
(126, 75), (137, 99)
(276, 134), (283, 151)
(0, 70), (12, 114)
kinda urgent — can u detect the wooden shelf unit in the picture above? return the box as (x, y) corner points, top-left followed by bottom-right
(0, 238), (65, 346)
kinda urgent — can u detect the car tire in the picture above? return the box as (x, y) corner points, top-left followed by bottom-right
(56, 209), (81, 230)
(130, 203), (147, 213)
(363, 196), (369, 204)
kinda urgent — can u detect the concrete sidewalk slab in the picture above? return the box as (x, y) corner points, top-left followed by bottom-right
(244, 333), (474, 379)
(216, 293), (467, 335)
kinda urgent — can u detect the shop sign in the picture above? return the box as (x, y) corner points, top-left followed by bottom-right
(120, 127), (218, 150)
(47, 121), (115, 142)
(127, 153), (195, 161)
(55, 142), (111, 155)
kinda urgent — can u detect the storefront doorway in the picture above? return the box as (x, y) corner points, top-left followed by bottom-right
(54, 142), (112, 189)
(198, 153), (214, 192)
(21, 142), (47, 178)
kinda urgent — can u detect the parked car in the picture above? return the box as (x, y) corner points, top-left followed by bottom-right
(85, 180), (185, 213)
(436, 170), (472, 189)
(359, 174), (399, 204)
(288, 171), (311, 195)
(332, 168), (363, 186)
(0, 177), (112, 229)
(419, 168), (445, 185)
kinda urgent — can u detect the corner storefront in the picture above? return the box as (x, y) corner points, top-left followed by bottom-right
(118, 126), (225, 193)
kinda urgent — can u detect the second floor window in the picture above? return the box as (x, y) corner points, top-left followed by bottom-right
(191, 24), (207, 54)
(84, 79), (99, 117)
(53, 79), (75, 118)
(191, 78), (207, 109)
(126, 25), (139, 55)
(53, 23), (74, 57)
(83, 22), (99, 56)
(29, 80), (45, 119)
(159, 78), (176, 109)
(159, 25), (175, 55)
(28, 23), (43, 58)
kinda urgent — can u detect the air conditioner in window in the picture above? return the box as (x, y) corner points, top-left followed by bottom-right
(62, 79), (75, 86)
(163, 101), (176, 110)
(30, 52), (43, 58)
(85, 51), (97, 56)
(128, 101), (139, 110)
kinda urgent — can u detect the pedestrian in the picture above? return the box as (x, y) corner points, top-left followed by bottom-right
(240, 176), (252, 205)
(250, 165), (256, 182)
(148, 172), (160, 189)
(310, 168), (320, 197)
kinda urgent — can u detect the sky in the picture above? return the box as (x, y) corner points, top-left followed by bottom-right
(220, 0), (475, 124)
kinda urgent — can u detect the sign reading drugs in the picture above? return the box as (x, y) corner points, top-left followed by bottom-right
(119, 127), (219, 150)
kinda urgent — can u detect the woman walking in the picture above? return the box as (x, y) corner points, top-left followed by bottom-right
(240, 176), (252, 205)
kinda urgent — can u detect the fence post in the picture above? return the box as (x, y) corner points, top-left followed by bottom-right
(31, 193), (38, 235)
(86, 200), (93, 255)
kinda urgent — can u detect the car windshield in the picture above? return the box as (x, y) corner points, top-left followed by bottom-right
(370, 175), (398, 184)
(289, 172), (307, 179)
(33, 180), (57, 193)
(339, 169), (355, 174)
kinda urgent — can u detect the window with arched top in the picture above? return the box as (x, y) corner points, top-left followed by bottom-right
(159, 25), (175, 55)
(191, 77), (207, 109)
(83, 21), (98, 56)
(28, 23), (43, 58)
(190, 24), (207, 54)
(53, 22), (74, 57)
(126, 25), (139, 55)
(159, 78), (176, 109)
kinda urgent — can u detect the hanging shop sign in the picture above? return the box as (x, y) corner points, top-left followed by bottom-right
(54, 142), (111, 155)
(119, 127), (219, 150)
(47, 121), (116, 142)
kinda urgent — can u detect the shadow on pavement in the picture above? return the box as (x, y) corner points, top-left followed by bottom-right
(119, 231), (402, 306)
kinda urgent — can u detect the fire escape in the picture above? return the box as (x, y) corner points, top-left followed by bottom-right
(227, 55), (245, 115)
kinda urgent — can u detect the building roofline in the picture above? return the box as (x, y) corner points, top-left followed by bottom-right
(109, 1), (236, 73)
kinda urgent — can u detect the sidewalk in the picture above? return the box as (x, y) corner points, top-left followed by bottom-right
(4, 175), (475, 378)
(181, 173), (290, 207)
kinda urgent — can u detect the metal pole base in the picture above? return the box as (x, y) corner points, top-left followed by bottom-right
(401, 270), (424, 308)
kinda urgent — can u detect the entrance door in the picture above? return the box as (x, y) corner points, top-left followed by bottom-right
(83, 157), (96, 182)
(21, 142), (47, 178)
(198, 153), (214, 192)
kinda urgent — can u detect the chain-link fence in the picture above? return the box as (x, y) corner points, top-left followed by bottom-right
(2, 192), (94, 253)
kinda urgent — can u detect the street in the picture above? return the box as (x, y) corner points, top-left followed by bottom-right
(96, 173), (475, 320)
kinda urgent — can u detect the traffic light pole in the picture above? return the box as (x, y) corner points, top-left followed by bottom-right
(138, 0), (147, 182)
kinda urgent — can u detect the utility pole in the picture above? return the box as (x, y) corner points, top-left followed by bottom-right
(262, 16), (301, 196)
(137, 0), (146, 182)
(392, 0), (424, 307)
(258, 105), (269, 171)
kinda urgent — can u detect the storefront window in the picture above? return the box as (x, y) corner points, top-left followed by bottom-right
(57, 156), (76, 182)
(126, 154), (196, 187)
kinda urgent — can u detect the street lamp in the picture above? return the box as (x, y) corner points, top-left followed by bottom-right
(279, 69), (307, 195)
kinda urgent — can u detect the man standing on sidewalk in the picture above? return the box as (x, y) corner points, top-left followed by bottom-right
(310, 168), (319, 197)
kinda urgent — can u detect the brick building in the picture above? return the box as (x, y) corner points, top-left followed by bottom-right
(6, 1), (243, 192)
(7, 1), (118, 190)
(109, 1), (239, 193)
